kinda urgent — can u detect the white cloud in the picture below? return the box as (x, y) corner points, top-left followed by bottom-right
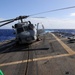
(70, 13), (75, 16)
(27, 18), (75, 29)
(0, 18), (4, 21)
(1, 17), (75, 29)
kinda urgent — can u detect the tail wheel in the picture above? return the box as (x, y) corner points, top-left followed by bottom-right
(36, 38), (41, 41)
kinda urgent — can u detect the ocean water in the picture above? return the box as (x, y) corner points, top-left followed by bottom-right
(0, 29), (15, 42)
(0, 29), (75, 42)
(46, 29), (75, 34)
(45, 29), (75, 38)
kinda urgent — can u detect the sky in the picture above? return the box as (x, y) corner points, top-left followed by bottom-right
(0, 0), (75, 29)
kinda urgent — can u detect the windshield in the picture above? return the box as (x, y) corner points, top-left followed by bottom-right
(24, 24), (34, 31)
(24, 26), (29, 31)
(17, 28), (24, 33)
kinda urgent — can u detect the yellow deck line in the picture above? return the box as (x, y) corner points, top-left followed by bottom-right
(0, 53), (74, 67)
(49, 38), (67, 43)
(0, 33), (75, 67)
(51, 33), (75, 54)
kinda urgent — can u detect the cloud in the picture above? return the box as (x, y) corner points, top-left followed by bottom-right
(27, 18), (75, 29)
(1, 17), (75, 29)
(0, 18), (4, 21)
(70, 13), (75, 16)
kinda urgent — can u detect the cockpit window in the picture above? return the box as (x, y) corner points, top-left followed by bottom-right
(24, 26), (29, 30)
(17, 28), (24, 33)
(24, 24), (34, 30)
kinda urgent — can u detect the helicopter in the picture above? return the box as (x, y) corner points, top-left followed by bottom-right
(0, 6), (75, 44)
(0, 16), (45, 44)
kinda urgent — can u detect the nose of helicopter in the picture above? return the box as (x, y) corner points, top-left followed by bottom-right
(20, 31), (30, 37)
(19, 31), (33, 42)
(19, 31), (31, 39)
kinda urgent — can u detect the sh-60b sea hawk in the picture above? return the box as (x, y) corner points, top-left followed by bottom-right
(1, 6), (75, 44)
(0, 16), (45, 44)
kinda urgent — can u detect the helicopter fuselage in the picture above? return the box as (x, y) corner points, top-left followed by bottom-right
(13, 22), (37, 44)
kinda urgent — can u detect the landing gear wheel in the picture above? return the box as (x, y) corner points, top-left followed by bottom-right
(36, 38), (40, 41)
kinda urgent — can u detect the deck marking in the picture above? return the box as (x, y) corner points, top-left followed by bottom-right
(49, 38), (67, 43)
(0, 33), (75, 67)
(51, 33), (75, 54)
(0, 53), (74, 67)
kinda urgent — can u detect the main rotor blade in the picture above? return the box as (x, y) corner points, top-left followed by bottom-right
(0, 16), (29, 27)
(0, 19), (14, 23)
(29, 6), (75, 16)
(0, 19), (15, 27)
(0, 16), (29, 23)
